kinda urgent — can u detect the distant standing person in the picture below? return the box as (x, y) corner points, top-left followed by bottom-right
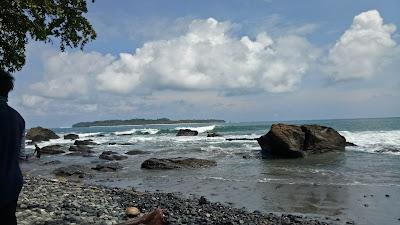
(34, 144), (41, 159)
(0, 69), (26, 225)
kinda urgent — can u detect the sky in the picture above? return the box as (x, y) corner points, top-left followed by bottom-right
(10, 0), (400, 128)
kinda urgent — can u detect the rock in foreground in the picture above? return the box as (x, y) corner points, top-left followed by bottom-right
(257, 124), (346, 158)
(99, 151), (128, 161)
(40, 145), (66, 155)
(26, 127), (59, 142)
(141, 157), (217, 170)
(176, 129), (198, 136)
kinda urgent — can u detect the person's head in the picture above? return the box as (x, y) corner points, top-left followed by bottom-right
(0, 69), (14, 98)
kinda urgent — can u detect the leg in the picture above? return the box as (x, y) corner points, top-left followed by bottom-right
(0, 200), (18, 225)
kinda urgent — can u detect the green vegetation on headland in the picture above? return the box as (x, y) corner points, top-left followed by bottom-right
(72, 118), (225, 127)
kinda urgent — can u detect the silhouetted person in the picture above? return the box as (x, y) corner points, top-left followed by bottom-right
(0, 69), (26, 225)
(34, 144), (41, 159)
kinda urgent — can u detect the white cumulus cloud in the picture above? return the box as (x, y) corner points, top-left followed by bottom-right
(95, 18), (318, 94)
(326, 10), (397, 81)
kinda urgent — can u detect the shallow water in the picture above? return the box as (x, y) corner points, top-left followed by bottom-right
(22, 117), (400, 225)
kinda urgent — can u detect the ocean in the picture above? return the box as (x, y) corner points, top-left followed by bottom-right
(23, 117), (400, 225)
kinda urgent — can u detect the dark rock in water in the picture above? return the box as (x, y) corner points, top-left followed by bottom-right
(42, 160), (62, 165)
(125, 150), (148, 155)
(26, 127), (59, 142)
(176, 129), (198, 136)
(141, 157), (217, 170)
(346, 141), (357, 146)
(66, 152), (94, 157)
(40, 145), (66, 155)
(68, 145), (94, 153)
(92, 162), (122, 172)
(99, 151), (128, 161)
(257, 124), (346, 158)
(64, 134), (79, 140)
(226, 138), (258, 141)
(74, 139), (97, 145)
(207, 132), (222, 137)
(53, 165), (91, 178)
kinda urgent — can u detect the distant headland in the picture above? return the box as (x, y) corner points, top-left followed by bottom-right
(72, 118), (225, 127)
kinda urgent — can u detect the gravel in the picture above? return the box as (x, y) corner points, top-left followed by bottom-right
(17, 175), (335, 225)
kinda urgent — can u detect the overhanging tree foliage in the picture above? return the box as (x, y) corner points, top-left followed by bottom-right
(0, 0), (96, 72)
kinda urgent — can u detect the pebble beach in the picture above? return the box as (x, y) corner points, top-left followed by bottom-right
(17, 175), (338, 225)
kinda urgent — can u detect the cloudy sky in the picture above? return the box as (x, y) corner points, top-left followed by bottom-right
(10, 0), (400, 128)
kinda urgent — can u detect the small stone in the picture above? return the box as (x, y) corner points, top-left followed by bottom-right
(385, 194), (390, 197)
(126, 207), (140, 217)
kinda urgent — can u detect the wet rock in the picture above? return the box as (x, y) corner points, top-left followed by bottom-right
(41, 160), (62, 165)
(53, 165), (91, 178)
(99, 151), (128, 161)
(226, 138), (257, 141)
(125, 150), (149, 155)
(257, 124), (346, 158)
(176, 129), (198, 136)
(92, 162), (122, 172)
(26, 127), (59, 142)
(40, 145), (66, 155)
(345, 141), (357, 146)
(207, 132), (222, 137)
(141, 157), (217, 170)
(126, 207), (140, 217)
(74, 139), (98, 145)
(64, 134), (79, 140)
(66, 152), (94, 157)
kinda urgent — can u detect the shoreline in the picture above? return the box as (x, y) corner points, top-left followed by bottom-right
(17, 175), (338, 225)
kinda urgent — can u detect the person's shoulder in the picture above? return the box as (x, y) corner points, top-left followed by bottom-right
(7, 105), (25, 124)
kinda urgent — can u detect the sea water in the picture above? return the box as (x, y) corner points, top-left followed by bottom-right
(23, 117), (400, 225)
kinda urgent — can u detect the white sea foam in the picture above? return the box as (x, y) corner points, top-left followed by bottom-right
(340, 130), (400, 155)
(175, 125), (216, 133)
(114, 128), (160, 136)
(78, 132), (103, 137)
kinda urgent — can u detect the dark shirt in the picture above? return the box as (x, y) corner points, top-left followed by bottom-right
(0, 102), (25, 207)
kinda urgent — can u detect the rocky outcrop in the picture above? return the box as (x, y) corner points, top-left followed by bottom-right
(125, 150), (149, 155)
(64, 134), (79, 140)
(99, 151), (128, 161)
(40, 145), (66, 155)
(207, 132), (222, 137)
(176, 129), (198, 136)
(74, 139), (97, 145)
(257, 124), (346, 158)
(91, 162), (122, 172)
(141, 157), (217, 170)
(26, 127), (59, 142)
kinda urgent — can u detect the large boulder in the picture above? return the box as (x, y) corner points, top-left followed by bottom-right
(64, 134), (79, 140)
(26, 127), (59, 142)
(141, 157), (217, 170)
(176, 129), (198, 136)
(40, 145), (66, 155)
(257, 124), (346, 158)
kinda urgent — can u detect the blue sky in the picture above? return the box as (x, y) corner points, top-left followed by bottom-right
(10, 0), (400, 127)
